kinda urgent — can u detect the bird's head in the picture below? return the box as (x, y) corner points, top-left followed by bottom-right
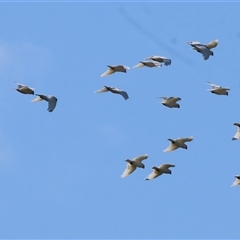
(125, 159), (133, 165)
(152, 166), (160, 172)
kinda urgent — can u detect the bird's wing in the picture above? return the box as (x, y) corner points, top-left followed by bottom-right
(133, 62), (144, 68)
(123, 65), (130, 70)
(231, 178), (240, 187)
(219, 87), (230, 91)
(196, 46), (212, 60)
(202, 51), (211, 60)
(194, 45), (212, 60)
(121, 164), (136, 178)
(159, 163), (175, 170)
(145, 56), (154, 61)
(206, 39), (218, 49)
(206, 81), (220, 89)
(168, 97), (180, 103)
(47, 97), (57, 112)
(187, 41), (202, 47)
(31, 95), (44, 102)
(173, 97), (181, 102)
(156, 97), (167, 100)
(145, 170), (158, 180)
(163, 142), (178, 152)
(95, 86), (109, 93)
(119, 91), (129, 100)
(232, 126), (240, 140)
(15, 81), (27, 88)
(101, 68), (115, 77)
(181, 137), (194, 143)
(133, 154), (148, 163)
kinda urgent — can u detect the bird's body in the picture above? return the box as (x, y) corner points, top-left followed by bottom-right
(145, 56), (171, 66)
(157, 96), (181, 108)
(95, 86), (129, 100)
(14, 82), (35, 95)
(206, 81), (229, 96)
(231, 175), (240, 187)
(101, 65), (130, 77)
(121, 154), (148, 178)
(164, 137), (193, 152)
(32, 94), (58, 112)
(145, 163), (175, 180)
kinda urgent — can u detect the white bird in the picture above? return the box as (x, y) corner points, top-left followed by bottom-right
(101, 65), (130, 77)
(206, 81), (229, 96)
(145, 163), (175, 180)
(32, 94), (58, 112)
(187, 39), (218, 60)
(121, 154), (148, 178)
(133, 61), (161, 68)
(14, 81), (35, 95)
(95, 86), (129, 100)
(231, 175), (240, 187)
(163, 137), (193, 152)
(232, 123), (240, 140)
(145, 56), (171, 66)
(157, 96), (181, 108)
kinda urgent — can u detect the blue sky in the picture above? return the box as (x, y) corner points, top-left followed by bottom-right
(0, 1), (240, 239)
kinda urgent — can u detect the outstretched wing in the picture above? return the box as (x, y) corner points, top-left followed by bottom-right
(47, 97), (57, 112)
(206, 81), (220, 89)
(31, 95), (44, 102)
(101, 68), (115, 77)
(206, 39), (218, 49)
(119, 91), (129, 100)
(145, 170), (158, 180)
(121, 164), (136, 178)
(231, 177), (240, 187)
(133, 154), (148, 163)
(232, 124), (240, 140)
(133, 62), (145, 68)
(159, 163), (175, 170)
(163, 142), (178, 152)
(94, 86), (109, 93)
(181, 137), (193, 143)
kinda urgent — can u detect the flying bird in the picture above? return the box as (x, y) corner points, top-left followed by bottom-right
(121, 154), (148, 178)
(206, 81), (229, 96)
(101, 65), (130, 77)
(32, 94), (58, 112)
(232, 123), (240, 140)
(14, 82), (35, 95)
(157, 96), (181, 108)
(95, 86), (129, 100)
(231, 175), (240, 187)
(145, 163), (175, 180)
(187, 39), (218, 60)
(145, 56), (171, 66)
(133, 61), (161, 68)
(163, 137), (193, 152)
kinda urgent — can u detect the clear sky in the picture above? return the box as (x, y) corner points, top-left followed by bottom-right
(0, 1), (240, 239)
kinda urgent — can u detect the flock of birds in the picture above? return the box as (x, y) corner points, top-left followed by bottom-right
(14, 39), (240, 186)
